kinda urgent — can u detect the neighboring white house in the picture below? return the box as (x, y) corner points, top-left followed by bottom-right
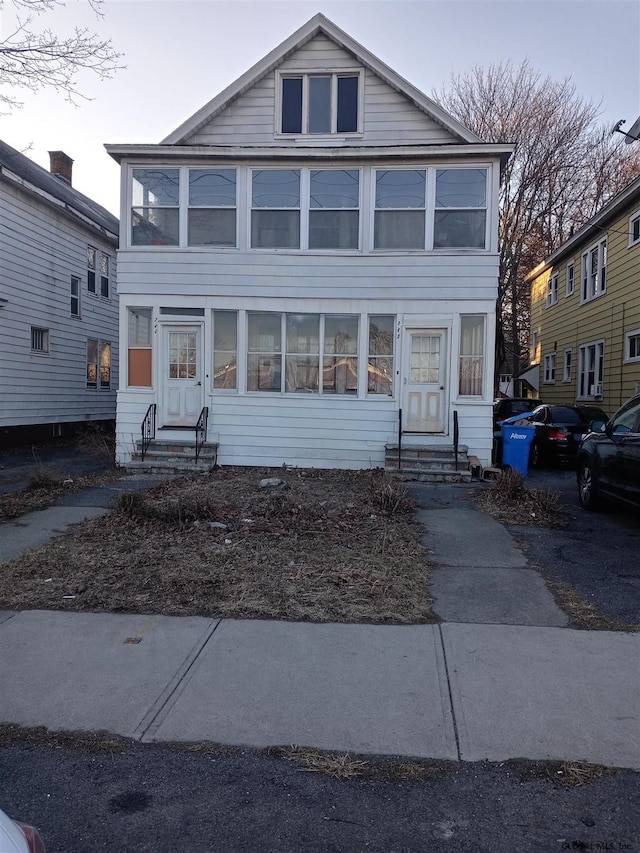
(107, 14), (512, 470)
(0, 141), (119, 446)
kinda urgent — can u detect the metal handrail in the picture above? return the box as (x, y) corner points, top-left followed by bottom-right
(195, 406), (208, 463)
(397, 407), (403, 470)
(141, 403), (156, 461)
(453, 409), (459, 471)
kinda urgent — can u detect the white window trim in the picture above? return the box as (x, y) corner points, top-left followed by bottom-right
(625, 327), (640, 363)
(71, 275), (81, 318)
(566, 261), (574, 297)
(581, 237), (607, 303)
(563, 348), (572, 382)
(629, 209), (640, 247)
(546, 272), (559, 307)
(30, 326), (49, 353)
(274, 69), (364, 138)
(543, 351), (556, 384)
(577, 339), (605, 400)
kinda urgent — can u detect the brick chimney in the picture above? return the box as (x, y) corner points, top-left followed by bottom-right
(48, 151), (73, 185)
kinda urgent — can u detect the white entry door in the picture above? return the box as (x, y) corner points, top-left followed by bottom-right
(402, 330), (447, 433)
(161, 326), (204, 427)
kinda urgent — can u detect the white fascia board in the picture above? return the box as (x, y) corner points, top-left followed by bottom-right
(160, 13), (484, 146)
(105, 142), (514, 164)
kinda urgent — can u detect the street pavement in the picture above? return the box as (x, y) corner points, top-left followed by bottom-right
(0, 464), (638, 771)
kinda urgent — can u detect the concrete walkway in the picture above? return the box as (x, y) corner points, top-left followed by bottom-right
(0, 475), (638, 770)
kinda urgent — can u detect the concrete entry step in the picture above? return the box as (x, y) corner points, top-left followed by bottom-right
(127, 439), (218, 473)
(385, 443), (473, 483)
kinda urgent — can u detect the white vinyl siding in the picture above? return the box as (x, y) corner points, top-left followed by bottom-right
(0, 180), (118, 428)
(187, 37), (459, 148)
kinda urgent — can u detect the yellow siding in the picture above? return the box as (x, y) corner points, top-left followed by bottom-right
(530, 203), (640, 417)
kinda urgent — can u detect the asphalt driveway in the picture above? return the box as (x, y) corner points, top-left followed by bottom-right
(512, 467), (640, 626)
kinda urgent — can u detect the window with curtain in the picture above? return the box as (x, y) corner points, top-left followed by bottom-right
(251, 170), (300, 248)
(374, 170), (426, 250)
(368, 315), (394, 394)
(434, 169), (487, 249)
(131, 168), (180, 246)
(309, 170), (359, 249)
(213, 310), (238, 389)
(188, 169), (237, 247)
(458, 316), (484, 396)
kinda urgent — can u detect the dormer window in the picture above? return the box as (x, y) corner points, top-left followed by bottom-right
(279, 72), (360, 135)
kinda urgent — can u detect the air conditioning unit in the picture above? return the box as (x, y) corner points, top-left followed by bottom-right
(595, 383), (603, 396)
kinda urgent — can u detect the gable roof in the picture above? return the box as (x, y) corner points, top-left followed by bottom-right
(527, 174), (640, 278)
(0, 139), (118, 238)
(162, 13), (483, 146)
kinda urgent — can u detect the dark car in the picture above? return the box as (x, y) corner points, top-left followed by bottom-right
(505, 404), (609, 468)
(493, 397), (542, 433)
(577, 394), (640, 511)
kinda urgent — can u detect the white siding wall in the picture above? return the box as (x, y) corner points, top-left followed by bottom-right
(190, 35), (456, 147)
(0, 182), (119, 428)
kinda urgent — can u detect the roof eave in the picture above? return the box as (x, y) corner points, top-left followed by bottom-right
(161, 13), (483, 147)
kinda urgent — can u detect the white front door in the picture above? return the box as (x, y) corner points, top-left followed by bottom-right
(160, 325), (204, 427)
(402, 329), (447, 433)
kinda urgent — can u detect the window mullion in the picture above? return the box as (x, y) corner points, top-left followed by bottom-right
(331, 74), (337, 133)
(300, 169), (310, 251)
(319, 315), (326, 394)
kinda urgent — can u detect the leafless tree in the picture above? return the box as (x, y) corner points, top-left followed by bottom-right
(434, 60), (640, 387)
(0, 0), (122, 110)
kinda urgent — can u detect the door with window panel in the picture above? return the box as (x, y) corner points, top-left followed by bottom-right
(161, 326), (203, 426)
(402, 330), (447, 432)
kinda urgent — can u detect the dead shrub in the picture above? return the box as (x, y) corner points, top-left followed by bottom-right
(369, 471), (414, 515)
(76, 423), (116, 466)
(26, 466), (60, 491)
(493, 468), (527, 500)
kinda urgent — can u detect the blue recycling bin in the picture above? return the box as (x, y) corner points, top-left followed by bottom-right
(501, 423), (536, 476)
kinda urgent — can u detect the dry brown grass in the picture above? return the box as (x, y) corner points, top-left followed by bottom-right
(507, 757), (618, 787)
(471, 469), (567, 528)
(0, 468), (435, 624)
(545, 578), (640, 632)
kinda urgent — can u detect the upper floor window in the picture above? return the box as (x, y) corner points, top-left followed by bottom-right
(629, 211), (640, 247)
(566, 261), (575, 296)
(87, 246), (96, 293)
(132, 168), (179, 246)
(374, 169), (425, 250)
(309, 169), (359, 249)
(70, 276), (80, 316)
(188, 169), (236, 247)
(251, 169), (300, 249)
(434, 169), (486, 249)
(581, 238), (606, 303)
(546, 272), (559, 307)
(280, 73), (360, 135)
(100, 255), (109, 298)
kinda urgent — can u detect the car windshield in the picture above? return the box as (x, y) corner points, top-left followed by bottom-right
(575, 407), (608, 422)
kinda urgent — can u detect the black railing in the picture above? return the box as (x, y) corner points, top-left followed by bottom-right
(397, 407), (403, 470)
(195, 406), (209, 463)
(141, 403), (156, 461)
(453, 409), (459, 471)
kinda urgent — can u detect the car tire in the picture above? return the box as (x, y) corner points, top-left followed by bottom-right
(530, 441), (542, 469)
(578, 459), (600, 510)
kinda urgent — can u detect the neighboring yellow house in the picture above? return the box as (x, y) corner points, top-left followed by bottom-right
(528, 175), (640, 418)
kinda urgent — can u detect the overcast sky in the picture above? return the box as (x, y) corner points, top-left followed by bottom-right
(1, 0), (638, 216)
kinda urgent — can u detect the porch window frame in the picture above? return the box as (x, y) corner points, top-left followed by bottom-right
(457, 314), (486, 398)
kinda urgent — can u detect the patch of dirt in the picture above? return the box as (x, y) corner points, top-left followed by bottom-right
(505, 758), (618, 788)
(272, 746), (456, 782)
(0, 468), (435, 624)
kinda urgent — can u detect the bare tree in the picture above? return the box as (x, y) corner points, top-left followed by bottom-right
(434, 61), (640, 387)
(0, 0), (122, 110)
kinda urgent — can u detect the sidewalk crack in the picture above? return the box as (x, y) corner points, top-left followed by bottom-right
(438, 623), (461, 761)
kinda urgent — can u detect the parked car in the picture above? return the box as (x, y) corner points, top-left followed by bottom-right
(493, 397), (542, 434)
(0, 807), (46, 852)
(499, 404), (609, 468)
(577, 393), (640, 511)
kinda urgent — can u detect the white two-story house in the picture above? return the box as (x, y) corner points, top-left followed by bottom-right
(0, 141), (119, 447)
(107, 14), (512, 470)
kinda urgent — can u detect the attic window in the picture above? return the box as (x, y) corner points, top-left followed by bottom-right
(280, 73), (359, 135)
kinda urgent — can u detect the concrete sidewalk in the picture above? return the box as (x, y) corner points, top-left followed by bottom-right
(0, 475), (638, 769)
